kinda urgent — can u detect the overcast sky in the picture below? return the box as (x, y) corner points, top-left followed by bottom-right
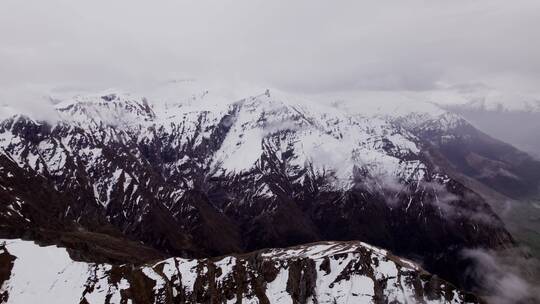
(1, 0), (540, 110)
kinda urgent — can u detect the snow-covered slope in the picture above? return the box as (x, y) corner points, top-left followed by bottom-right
(0, 239), (477, 304)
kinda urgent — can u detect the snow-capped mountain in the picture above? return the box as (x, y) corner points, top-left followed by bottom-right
(2, 89), (539, 303)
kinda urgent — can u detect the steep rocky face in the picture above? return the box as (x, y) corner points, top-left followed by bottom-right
(0, 91), (517, 295)
(0, 239), (480, 304)
(0, 153), (165, 264)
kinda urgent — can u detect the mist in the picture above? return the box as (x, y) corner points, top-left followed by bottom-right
(462, 248), (540, 304)
(450, 107), (540, 159)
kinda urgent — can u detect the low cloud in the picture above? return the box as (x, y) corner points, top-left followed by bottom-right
(462, 248), (540, 304)
(0, 85), (59, 122)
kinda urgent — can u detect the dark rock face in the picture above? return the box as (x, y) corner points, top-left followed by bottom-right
(0, 93), (520, 296)
(0, 244), (15, 303)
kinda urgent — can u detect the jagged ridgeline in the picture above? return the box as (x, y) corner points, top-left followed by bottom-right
(1, 91), (538, 303)
(0, 239), (480, 303)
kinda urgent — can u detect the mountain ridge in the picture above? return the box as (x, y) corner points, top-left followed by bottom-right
(0, 238), (481, 304)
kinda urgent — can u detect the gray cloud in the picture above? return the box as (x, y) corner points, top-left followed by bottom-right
(1, 0), (540, 103)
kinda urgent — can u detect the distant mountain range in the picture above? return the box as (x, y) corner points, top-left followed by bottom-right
(443, 100), (540, 160)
